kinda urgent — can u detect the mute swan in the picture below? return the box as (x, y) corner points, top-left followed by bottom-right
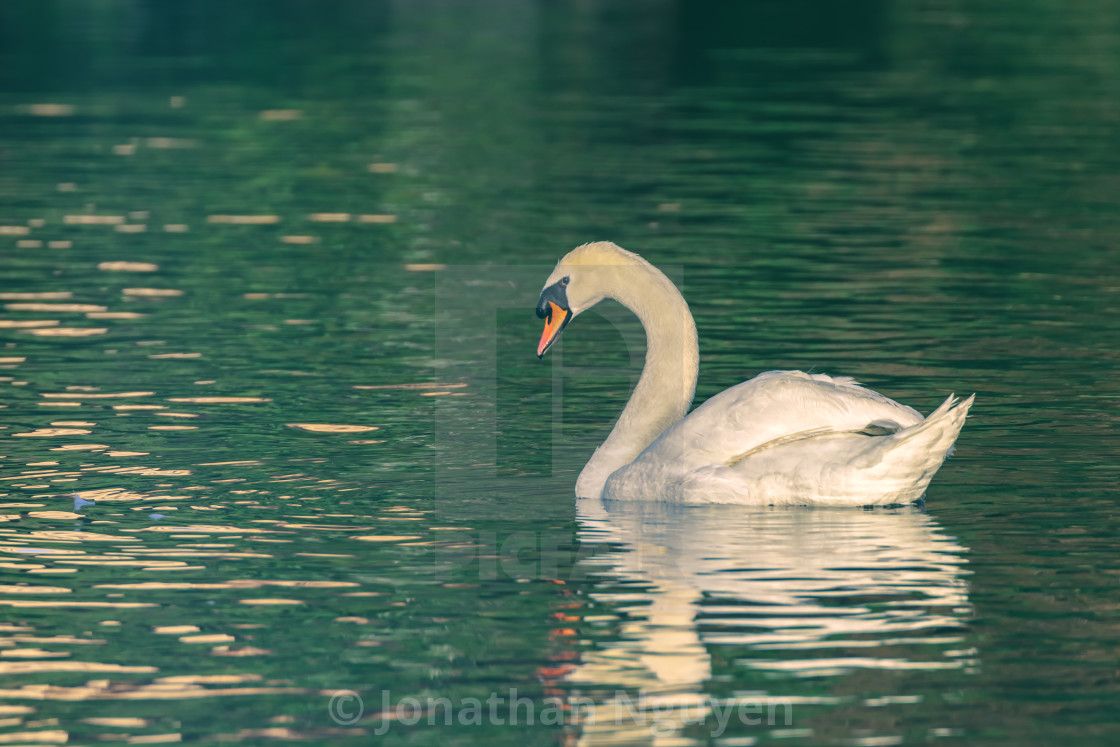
(535, 241), (973, 505)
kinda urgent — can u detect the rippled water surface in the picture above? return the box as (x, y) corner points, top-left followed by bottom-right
(2, 2), (1120, 745)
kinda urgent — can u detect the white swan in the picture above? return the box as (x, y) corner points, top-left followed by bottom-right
(535, 241), (973, 505)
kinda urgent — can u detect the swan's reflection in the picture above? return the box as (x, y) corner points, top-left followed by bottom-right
(565, 499), (971, 745)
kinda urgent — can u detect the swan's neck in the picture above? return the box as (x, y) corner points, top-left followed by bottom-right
(575, 265), (699, 498)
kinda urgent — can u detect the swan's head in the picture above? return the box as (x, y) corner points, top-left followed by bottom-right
(535, 241), (646, 358)
(536, 274), (573, 358)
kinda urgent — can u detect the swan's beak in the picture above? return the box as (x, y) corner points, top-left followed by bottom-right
(536, 301), (571, 358)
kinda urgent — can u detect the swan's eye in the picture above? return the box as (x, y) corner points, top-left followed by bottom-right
(561, 276), (570, 286)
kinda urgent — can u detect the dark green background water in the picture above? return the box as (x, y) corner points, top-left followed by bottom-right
(2, 1), (1119, 745)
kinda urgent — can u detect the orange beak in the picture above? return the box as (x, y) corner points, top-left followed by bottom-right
(537, 301), (570, 358)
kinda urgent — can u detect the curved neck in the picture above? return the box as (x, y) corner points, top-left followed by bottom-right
(575, 264), (699, 498)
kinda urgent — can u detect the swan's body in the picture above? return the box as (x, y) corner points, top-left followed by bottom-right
(535, 242), (973, 505)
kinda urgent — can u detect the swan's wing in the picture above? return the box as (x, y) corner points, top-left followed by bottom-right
(857, 420), (904, 436)
(633, 370), (923, 470)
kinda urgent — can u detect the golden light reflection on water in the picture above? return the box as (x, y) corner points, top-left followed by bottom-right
(0, 293), (72, 300)
(0, 320), (60, 328)
(97, 262), (159, 272)
(42, 392), (155, 399)
(0, 661), (156, 674)
(0, 432), (440, 720)
(63, 214), (123, 224)
(286, 424), (378, 433)
(27, 103), (75, 117)
(95, 580), (358, 590)
(0, 680), (307, 701)
(0, 601), (157, 609)
(167, 397), (269, 404)
(5, 303), (107, 312)
(0, 486), (438, 735)
(206, 214), (280, 225)
(24, 327), (109, 337)
(88, 311), (148, 319)
(179, 634), (236, 643)
(12, 429), (92, 437)
(259, 109), (302, 121)
(0, 584), (73, 594)
(1, 268), (473, 733)
(2, 648), (71, 658)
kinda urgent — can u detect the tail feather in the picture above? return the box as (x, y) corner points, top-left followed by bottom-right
(857, 393), (974, 501)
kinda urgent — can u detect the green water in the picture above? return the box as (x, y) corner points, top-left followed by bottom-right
(2, 1), (1119, 744)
